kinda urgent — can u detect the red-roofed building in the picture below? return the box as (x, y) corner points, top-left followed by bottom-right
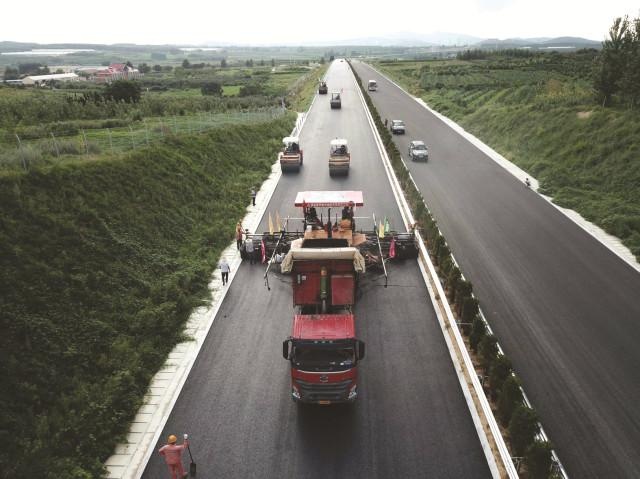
(95, 63), (142, 83)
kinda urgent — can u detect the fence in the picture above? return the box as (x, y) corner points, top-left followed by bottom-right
(1, 108), (286, 172)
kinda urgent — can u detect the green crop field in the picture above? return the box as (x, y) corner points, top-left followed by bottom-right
(375, 51), (640, 260)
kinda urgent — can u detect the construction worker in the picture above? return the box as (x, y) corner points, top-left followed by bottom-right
(158, 433), (189, 479)
(235, 221), (244, 250)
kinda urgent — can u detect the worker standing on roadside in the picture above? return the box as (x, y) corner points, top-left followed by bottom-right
(235, 221), (244, 250)
(250, 187), (257, 206)
(244, 231), (255, 265)
(158, 434), (189, 479)
(219, 258), (230, 286)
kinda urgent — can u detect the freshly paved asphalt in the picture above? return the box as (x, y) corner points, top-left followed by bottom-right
(142, 61), (491, 478)
(351, 60), (640, 478)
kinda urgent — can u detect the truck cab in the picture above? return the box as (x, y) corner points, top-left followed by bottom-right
(368, 79), (377, 91)
(282, 241), (366, 404)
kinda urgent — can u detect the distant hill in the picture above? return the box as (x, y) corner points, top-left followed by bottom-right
(476, 36), (601, 50)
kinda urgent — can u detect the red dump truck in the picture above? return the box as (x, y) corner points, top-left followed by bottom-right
(281, 191), (367, 404)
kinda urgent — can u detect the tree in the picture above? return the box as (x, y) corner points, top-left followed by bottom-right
(152, 64), (162, 72)
(619, 16), (640, 108)
(488, 355), (512, 398)
(138, 63), (151, 74)
(245, 59), (254, 67)
(595, 16), (629, 106)
(469, 316), (486, 352)
(508, 406), (539, 457)
(103, 80), (141, 104)
(497, 375), (523, 426)
(3, 66), (19, 80)
(125, 60), (134, 68)
(271, 58), (275, 67)
(220, 58), (227, 68)
(182, 59), (191, 69)
(478, 333), (498, 371)
(525, 440), (553, 479)
(320, 57), (325, 64)
(201, 81), (222, 96)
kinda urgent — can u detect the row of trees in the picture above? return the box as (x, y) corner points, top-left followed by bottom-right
(594, 15), (640, 107)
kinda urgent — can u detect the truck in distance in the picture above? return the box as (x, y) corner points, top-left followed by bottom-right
(329, 138), (350, 176)
(330, 91), (342, 109)
(367, 80), (377, 91)
(278, 136), (303, 172)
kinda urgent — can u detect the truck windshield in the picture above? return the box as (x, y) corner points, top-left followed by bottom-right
(292, 343), (355, 372)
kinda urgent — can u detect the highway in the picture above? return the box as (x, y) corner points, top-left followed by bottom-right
(351, 61), (640, 478)
(142, 61), (491, 478)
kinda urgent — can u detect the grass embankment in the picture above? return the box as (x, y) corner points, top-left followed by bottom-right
(0, 113), (294, 478)
(376, 54), (640, 259)
(287, 63), (329, 112)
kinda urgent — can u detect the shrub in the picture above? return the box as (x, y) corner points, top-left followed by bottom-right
(509, 405), (540, 456)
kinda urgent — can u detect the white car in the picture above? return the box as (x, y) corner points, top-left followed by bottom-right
(390, 120), (405, 135)
(408, 140), (429, 162)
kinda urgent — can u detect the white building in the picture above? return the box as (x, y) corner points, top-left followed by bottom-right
(22, 72), (82, 85)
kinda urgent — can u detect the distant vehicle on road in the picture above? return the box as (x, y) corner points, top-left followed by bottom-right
(318, 81), (328, 94)
(330, 92), (342, 109)
(408, 140), (428, 162)
(329, 138), (350, 176)
(390, 120), (405, 135)
(368, 80), (377, 91)
(278, 136), (303, 172)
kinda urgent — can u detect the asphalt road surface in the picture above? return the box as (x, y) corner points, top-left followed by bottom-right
(352, 60), (640, 478)
(143, 61), (491, 478)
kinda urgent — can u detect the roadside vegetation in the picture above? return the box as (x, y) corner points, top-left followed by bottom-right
(374, 15), (640, 260)
(0, 55), (324, 476)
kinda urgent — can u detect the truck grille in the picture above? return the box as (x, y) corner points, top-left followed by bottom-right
(295, 379), (352, 402)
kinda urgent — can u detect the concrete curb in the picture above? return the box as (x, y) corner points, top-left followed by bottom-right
(350, 63), (516, 478)
(105, 112), (309, 479)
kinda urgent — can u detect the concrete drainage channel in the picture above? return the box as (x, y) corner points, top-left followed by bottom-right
(352, 62), (571, 478)
(104, 110), (310, 478)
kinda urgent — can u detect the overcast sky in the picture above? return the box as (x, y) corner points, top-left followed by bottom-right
(4, 0), (639, 45)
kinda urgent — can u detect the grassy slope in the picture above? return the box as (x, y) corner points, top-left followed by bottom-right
(0, 113), (294, 478)
(376, 55), (640, 259)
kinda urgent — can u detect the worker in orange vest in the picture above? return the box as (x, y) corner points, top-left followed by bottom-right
(158, 433), (189, 479)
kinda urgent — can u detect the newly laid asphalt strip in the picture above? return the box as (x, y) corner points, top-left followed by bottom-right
(142, 61), (491, 478)
(351, 60), (640, 478)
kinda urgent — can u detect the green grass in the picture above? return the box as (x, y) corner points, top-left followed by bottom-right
(222, 85), (241, 96)
(0, 113), (295, 478)
(376, 53), (640, 260)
